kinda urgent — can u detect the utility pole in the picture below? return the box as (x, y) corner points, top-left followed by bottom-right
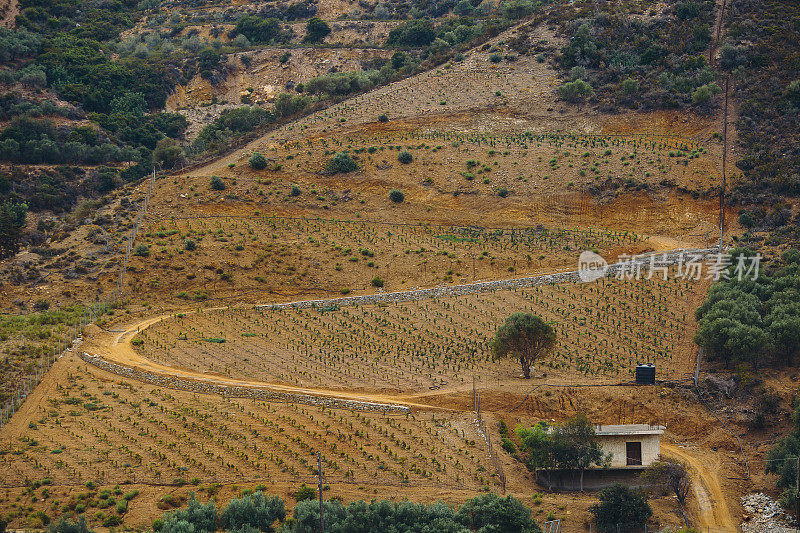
(318, 452), (324, 533)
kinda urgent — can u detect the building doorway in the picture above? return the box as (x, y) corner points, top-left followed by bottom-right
(626, 442), (642, 466)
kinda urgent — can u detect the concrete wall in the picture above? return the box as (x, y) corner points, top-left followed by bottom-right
(598, 434), (661, 467)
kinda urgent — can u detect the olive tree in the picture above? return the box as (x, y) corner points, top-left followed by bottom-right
(490, 312), (555, 378)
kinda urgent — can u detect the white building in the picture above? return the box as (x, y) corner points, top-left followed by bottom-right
(594, 424), (665, 468)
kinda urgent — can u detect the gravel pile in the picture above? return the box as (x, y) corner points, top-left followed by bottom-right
(741, 493), (796, 533)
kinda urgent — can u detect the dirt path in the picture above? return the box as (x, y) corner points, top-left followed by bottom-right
(83, 247), (712, 411)
(662, 443), (736, 530)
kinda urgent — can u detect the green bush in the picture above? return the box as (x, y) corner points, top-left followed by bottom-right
(303, 17), (331, 43)
(210, 176), (226, 190)
(691, 83), (721, 105)
(249, 152), (267, 169)
(47, 517), (92, 533)
(230, 16), (283, 44)
(371, 276), (385, 288)
(559, 79), (594, 102)
(590, 484), (652, 533)
(788, 80), (800, 104)
(497, 187), (509, 198)
(389, 189), (405, 203)
(324, 152), (358, 173)
(184, 240), (196, 251)
(133, 244), (149, 257)
(292, 484), (316, 502)
(387, 20), (436, 47)
(397, 150), (412, 164)
(220, 492), (285, 532)
(378, 113), (389, 122)
(620, 78), (639, 95)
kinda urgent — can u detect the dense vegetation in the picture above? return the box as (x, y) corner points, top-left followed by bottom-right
(726, 0), (800, 240)
(147, 492), (542, 533)
(694, 249), (800, 368)
(551, 0), (718, 110)
(767, 401), (800, 510)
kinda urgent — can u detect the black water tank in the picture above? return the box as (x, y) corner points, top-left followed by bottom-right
(635, 363), (656, 385)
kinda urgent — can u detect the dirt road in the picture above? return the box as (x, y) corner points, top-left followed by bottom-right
(662, 443), (737, 530)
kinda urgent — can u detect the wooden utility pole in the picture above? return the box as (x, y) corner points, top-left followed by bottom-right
(318, 452), (324, 533)
(720, 76), (730, 243)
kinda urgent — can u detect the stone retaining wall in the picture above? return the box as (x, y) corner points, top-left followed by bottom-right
(79, 352), (410, 414)
(257, 248), (719, 311)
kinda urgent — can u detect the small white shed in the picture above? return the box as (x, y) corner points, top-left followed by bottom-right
(593, 424), (665, 468)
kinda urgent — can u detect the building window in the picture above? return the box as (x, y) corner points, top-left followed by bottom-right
(626, 441), (642, 466)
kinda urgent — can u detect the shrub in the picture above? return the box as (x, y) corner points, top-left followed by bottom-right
(47, 517), (92, 533)
(501, 437), (516, 453)
(387, 20), (435, 47)
(559, 79), (594, 102)
(292, 484), (316, 502)
(489, 53), (503, 63)
(371, 276), (385, 288)
(231, 16), (282, 44)
(184, 240), (196, 251)
(210, 176), (226, 190)
(620, 78), (639, 95)
(0, 201), (27, 259)
(692, 83), (721, 105)
(389, 189), (405, 203)
(101, 516), (120, 527)
(290, 184), (302, 196)
(249, 152), (267, 170)
(303, 17), (331, 43)
(133, 244), (149, 257)
(220, 492), (285, 532)
(324, 152), (358, 173)
(397, 150), (412, 164)
(786, 80), (800, 104)
(497, 187), (509, 198)
(590, 484), (652, 533)
(455, 493), (539, 532)
(159, 495), (217, 533)
(378, 113), (389, 122)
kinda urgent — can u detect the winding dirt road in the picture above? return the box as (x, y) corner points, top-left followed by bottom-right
(662, 443), (737, 530)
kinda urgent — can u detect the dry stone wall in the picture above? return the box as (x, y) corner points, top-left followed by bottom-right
(257, 248), (720, 311)
(79, 351), (409, 414)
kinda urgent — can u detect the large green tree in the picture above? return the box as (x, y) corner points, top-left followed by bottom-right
(517, 414), (607, 491)
(550, 413), (608, 491)
(490, 312), (555, 378)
